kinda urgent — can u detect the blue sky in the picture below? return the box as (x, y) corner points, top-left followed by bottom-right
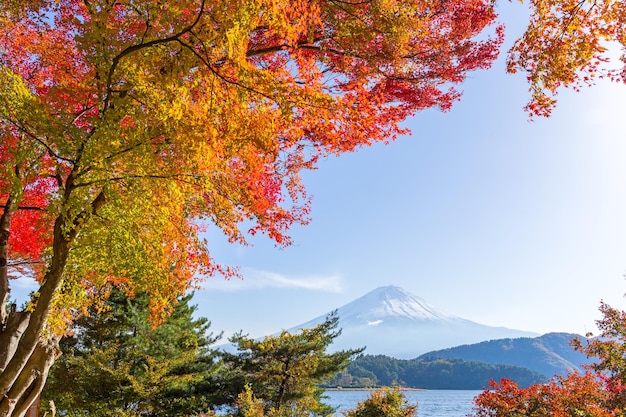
(194, 4), (626, 340)
(11, 4), (626, 342)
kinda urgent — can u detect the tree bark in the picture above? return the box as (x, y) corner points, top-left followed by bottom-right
(276, 358), (291, 412)
(0, 337), (61, 417)
(0, 231), (69, 417)
(0, 194), (14, 329)
(0, 309), (31, 373)
(0, 184), (105, 417)
(14, 337), (60, 417)
(0, 217), (70, 404)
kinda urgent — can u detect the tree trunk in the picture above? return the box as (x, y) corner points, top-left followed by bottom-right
(0, 194), (14, 329)
(0, 337), (61, 417)
(0, 176), (106, 417)
(276, 358), (291, 411)
(0, 217), (70, 417)
(0, 214), (70, 388)
(0, 308), (31, 373)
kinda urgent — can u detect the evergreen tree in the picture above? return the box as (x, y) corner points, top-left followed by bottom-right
(42, 289), (221, 417)
(220, 312), (363, 417)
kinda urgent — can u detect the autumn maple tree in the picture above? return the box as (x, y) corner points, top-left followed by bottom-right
(508, 0), (626, 117)
(0, 0), (505, 415)
(471, 302), (626, 417)
(472, 373), (615, 417)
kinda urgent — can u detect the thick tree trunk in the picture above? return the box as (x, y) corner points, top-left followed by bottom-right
(0, 219), (69, 386)
(0, 337), (60, 417)
(0, 217), (71, 417)
(0, 180), (106, 417)
(0, 195), (13, 329)
(0, 308), (31, 373)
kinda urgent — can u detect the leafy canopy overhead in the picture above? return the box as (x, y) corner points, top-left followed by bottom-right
(1, 1), (625, 415)
(0, 3), (504, 413)
(508, 0), (626, 116)
(0, 0), (502, 325)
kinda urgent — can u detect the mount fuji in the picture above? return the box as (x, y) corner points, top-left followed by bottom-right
(291, 285), (538, 359)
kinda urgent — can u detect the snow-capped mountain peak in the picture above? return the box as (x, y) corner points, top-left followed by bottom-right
(338, 285), (458, 324)
(291, 285), (538, 358)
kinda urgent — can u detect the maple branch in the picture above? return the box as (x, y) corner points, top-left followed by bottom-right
(64, 190), (106, 238)
(328, 1), (388, 34)
(103, 0), (206, 111)
(102, 134), (169, 162)
(0, 206), (45, 212)
(245, 30), (369, 64)
(72, 131), (167, 183)
(6, 260), (45, 267)
(250, 36), (421, 93)
(71, 104), (98, 127)
(5, 120), (75, 165)
(561, 0), (591, 36)
(74, 173), (204, 189)
(175, 39), (279, 102)
(131, 3), (152, 44)
(298, 43), (363, 59)
(246, 35), (340, 59)
(246, 44), (290, 57)
(70, 129), (99, 181)
(176, 34), (338, 113)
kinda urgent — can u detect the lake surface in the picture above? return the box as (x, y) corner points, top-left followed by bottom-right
(324, 389), (482, 417)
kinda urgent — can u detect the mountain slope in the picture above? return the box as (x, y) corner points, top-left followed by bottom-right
(293, 285), (538, 359)
(418, 332), (594, 377)
(331, 354), (547, 389)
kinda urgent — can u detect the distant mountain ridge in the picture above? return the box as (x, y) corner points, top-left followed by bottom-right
(292, 285), (538, 359)
(326, 333), (594, 390)
(216, 285), (591, 389)
(418, 332), (594, 377)
(331, 354), (547, 389)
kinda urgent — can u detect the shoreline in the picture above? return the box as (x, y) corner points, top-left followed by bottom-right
(324, 387), (427, 392)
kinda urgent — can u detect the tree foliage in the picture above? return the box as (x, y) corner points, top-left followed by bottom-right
(342, 388), (417, 417)
(471, 302), (626, 417)
(326, 354), (546, 389)
(220, 313), (363, 417)
(41, 289), (221, 417)
(508, 0), (626, 116)
(571, 302), (626, 411)
(0, 1), (503, 413)
(1, 0), (624, 413)
(41, 298), (362, 417)
(472, 373), (613, 417)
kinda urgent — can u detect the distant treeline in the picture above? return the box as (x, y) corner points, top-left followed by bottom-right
(324, 355), (546, 390)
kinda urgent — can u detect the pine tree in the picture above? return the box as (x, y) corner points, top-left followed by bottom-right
(42, 289), (221, 417)
(220, 312), (363, 417)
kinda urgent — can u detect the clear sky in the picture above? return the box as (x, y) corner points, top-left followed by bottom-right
(11, 4), (626, 342)
(193, 4), (626, 341)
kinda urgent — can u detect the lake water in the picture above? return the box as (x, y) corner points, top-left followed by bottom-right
(324, 389), (482, 417)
